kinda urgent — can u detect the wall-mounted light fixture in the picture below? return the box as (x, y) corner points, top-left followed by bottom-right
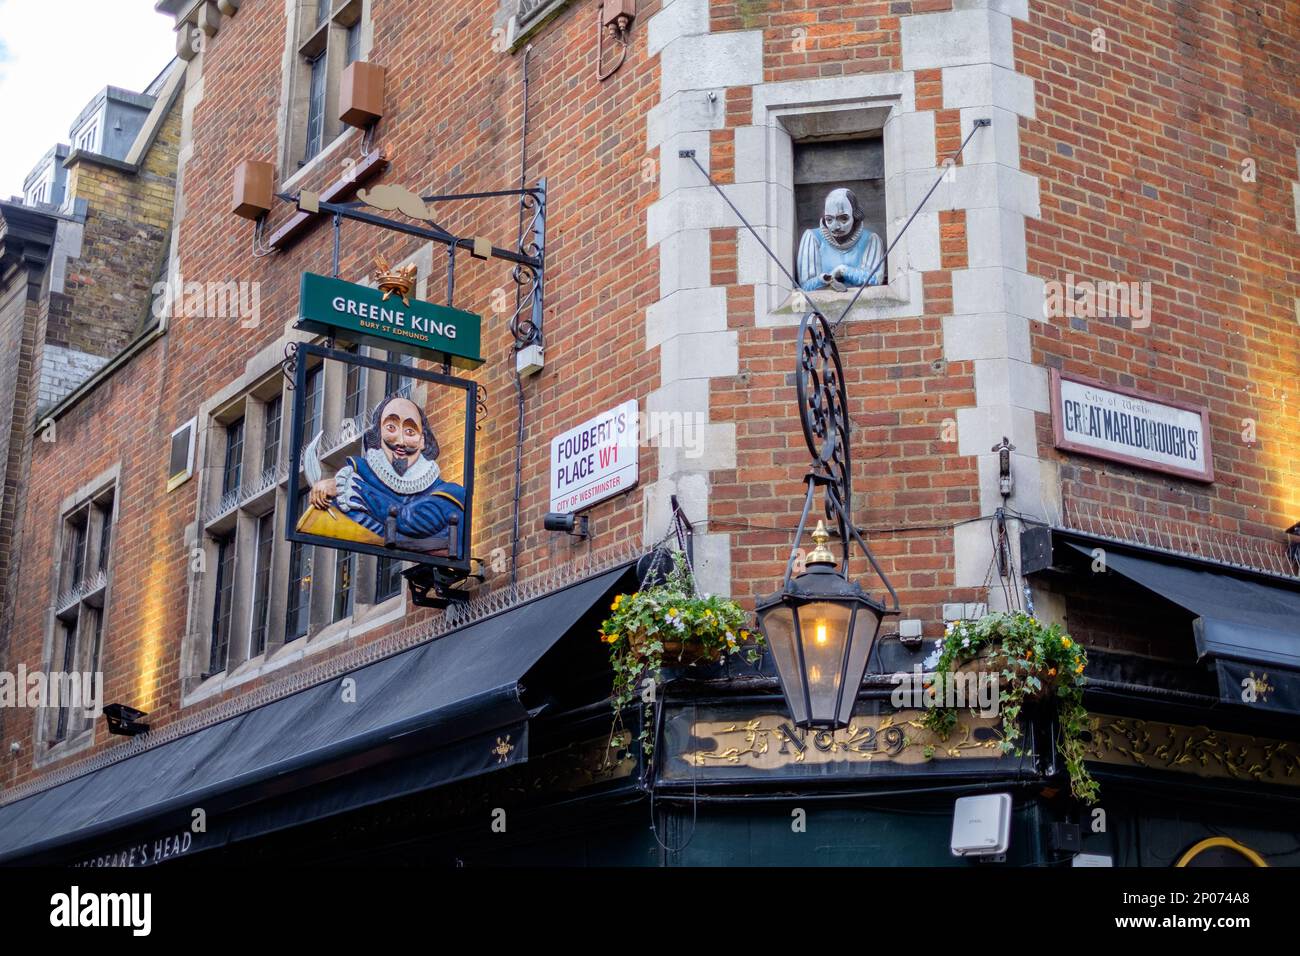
(231, 159), (274, 221)
(754, 311), (899, 730)
(544, 511), (589, 541)
(102, 703), (150, 737)
(339, 61), (386, 129)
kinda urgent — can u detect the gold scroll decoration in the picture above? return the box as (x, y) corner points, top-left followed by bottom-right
(1084, 715), (1300, 788)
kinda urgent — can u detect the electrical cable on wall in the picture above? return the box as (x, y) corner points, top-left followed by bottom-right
(508, 45), (534, 594)
(595, 2), (635, 82)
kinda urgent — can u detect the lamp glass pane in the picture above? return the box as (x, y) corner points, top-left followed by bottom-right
(836, 604), (884, 726)
(796, 600), (853, 725)
(757, 603), (808, 726)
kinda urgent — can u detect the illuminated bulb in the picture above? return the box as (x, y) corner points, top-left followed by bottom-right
(815, 622), (828, 646)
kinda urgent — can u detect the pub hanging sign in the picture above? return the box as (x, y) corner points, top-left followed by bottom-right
(296, 271), (484, 369)
(284, 342), (477, 575)
(1050, 370), (1214, 483)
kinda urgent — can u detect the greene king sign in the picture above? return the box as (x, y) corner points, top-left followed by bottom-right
(296, 272), (483, 368)
(1050, 370), (1213, 482)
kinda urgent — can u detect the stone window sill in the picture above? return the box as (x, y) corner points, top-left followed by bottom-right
(32, 726), (95, 769)
(506, 0), (575, 52)
(763, 273), (918, 326)
(180, 592), (406, 709)
(281, 127), (357, 194)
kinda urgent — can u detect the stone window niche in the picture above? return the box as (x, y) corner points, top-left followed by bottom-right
(792, 134), (887, 288)
(751, 83), (925, 327)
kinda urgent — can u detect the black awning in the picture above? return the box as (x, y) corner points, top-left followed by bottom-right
(0, 564), (632, 864)
(1064, 543), (1300, 670)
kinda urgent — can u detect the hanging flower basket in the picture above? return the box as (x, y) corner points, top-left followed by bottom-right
(626, 628), (723, 665)
(920, 610), (1098, 804)
(601, 550), (762, 759)
(949, 645), (1062, 703)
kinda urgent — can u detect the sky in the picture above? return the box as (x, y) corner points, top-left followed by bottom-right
(0, 0), (176, 197)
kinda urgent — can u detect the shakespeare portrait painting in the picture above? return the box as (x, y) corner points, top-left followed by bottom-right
(298, 392), (466, 558)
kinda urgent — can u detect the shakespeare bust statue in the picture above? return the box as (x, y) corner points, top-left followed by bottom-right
(796, 187), (884, 292)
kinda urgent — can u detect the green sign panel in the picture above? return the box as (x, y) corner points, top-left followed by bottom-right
(296, 272), (483, 368)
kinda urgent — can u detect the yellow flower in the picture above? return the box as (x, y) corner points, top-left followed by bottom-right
(1061, 637), (1072, 649)
(669, 608), (679, 616)
(1075, 662), (1084, 674)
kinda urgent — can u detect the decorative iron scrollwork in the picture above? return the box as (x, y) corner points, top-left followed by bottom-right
(281, 340), (300, 391)
(509, 187), (546, 349)
(475, 383), (488, 432)
(781, 310), (898, 612)
(795, 310), (851, 535)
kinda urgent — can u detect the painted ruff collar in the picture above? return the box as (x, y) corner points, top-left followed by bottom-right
(820, 220), (865, 251)
(364, 447), (441, 494)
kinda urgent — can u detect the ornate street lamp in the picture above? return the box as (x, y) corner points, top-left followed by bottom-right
(756, 310), (899, 730)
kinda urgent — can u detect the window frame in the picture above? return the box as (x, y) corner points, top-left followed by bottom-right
(74, 119), (100, 154)
(185, 339), (408, 703)
(222, 416), (246, 496)
(282, 0), (372, 178)
(262, 395), (283, 474)
(208, 531), (238, 676)
(249, 510), (277, 658)
(303, 51), (328, 163)
(38, 477), (118, 761)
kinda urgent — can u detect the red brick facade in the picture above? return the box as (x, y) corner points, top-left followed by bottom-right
(1022, 1), (1300, 545)
(1, 0), (1296, 798)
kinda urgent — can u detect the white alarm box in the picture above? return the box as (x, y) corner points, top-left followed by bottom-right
(950, 793), (1012, 859)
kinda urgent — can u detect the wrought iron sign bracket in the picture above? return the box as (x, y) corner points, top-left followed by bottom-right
(403, 561), (485, 609)
(275, 181), (546, 352)
(783, 309), (899, 613)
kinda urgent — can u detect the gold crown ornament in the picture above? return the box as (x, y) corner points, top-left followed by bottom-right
(373, 253), (418, 306)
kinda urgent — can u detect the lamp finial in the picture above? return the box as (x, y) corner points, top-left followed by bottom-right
(806, 520), (836, 567)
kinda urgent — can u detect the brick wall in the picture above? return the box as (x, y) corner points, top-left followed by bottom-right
(4, 0), (666, 790)
(58, 102), (180, 357)
(1021, 1), (1300, 544)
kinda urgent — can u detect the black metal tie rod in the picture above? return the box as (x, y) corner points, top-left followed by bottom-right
(680, 117), (990, 331)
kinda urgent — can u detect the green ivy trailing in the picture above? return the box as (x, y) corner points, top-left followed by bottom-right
(600, 551), (762, 759)
(920, 610), (1099, 804)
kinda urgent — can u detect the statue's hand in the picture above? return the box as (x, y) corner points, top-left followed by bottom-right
(309, 478), (336, 509)
(334, 466), (366, 514)
(831, 264), (848, 281)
